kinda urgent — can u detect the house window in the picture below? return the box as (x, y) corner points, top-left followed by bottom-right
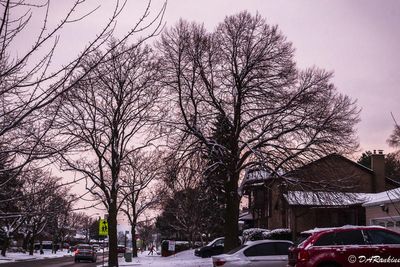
(387, 221), (395, 228)
(371, 217), (400, 229)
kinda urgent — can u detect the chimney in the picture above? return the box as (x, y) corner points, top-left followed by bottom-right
(371, 150), (385, 193)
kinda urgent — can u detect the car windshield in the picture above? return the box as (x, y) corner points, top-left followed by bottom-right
(295, 233), (312, 246)
(206, 238), (223, 247)
(226, 245), (247, 255)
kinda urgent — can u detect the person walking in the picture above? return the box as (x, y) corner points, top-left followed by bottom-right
(148, 244), (154, 255)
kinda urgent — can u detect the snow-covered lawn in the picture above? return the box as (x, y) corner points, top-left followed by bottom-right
(115, 249), (212, 267)
(0, 250), (72, 264)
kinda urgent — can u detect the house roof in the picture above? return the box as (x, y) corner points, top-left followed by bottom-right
(284, 188), (400, 207)
(242, 153), (400, 190)
(285, 153), (374, 176)
(240, 168), (274, 189)
(284, 191), (374, 206)
(362, 188), (400, 207)
(238, 211), (253, 221)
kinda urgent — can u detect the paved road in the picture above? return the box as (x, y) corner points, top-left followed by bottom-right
(0, 254), (109, 267)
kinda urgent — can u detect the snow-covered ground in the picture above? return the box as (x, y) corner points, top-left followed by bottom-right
(115, 249), (212, 267)
(0, 250), (212, 267)
(0, 250), (72, 264)
(0, 249), (212, 266)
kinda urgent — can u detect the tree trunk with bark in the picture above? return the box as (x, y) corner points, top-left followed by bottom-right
(131, 224), (138, 258)
(108, 201), (119, 267)
(223, 172), (241, 252)
(1, 236), (9, 256)
(29, 231), (35, 256)
(22, 232), (31, 251)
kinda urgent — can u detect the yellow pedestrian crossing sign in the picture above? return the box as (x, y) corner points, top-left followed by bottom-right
(99, 219), (108, 236)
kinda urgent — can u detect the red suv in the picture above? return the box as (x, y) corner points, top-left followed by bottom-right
(288, 226), (400, 267)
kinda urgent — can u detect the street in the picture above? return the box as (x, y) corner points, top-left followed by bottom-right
(0, 254), (109, 267)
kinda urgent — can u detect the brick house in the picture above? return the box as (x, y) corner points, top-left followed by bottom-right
(240, 150), (400, 235)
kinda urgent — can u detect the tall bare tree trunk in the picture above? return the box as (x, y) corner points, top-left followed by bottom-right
(131, 224), (138, 258)
(29, 230), (35, 256)
(1, 236), (9, 256)
(108, 201), (118, 267)
(22, 232), (31, 252)
(224, 172), (240, 252)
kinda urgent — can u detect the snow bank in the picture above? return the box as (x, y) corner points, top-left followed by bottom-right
(118, 249), (211, 267)
(0, 250), (72, 264)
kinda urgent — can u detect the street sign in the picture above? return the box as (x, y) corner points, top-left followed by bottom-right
(99, 219), (108, 236)
(168, 240), (176, 251)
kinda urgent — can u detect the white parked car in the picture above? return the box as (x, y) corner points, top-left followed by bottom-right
(211, 240), (293, 267)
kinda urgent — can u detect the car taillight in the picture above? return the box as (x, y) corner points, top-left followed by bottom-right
(297, 250), (309, 262)
(75, 249), (80, 255)
(214, 259), (226, 266)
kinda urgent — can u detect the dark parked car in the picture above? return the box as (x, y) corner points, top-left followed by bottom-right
(195, 237), (224, 258)
(74, 244), (97, 263)
(288, 226), (400, 267)
(117, 245), (126, 254)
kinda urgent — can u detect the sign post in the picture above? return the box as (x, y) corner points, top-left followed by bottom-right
(99, 219), (109, 236)
(99, 219), (108, 267)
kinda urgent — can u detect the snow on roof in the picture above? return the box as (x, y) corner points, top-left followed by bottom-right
(240, 169), (272, 189)
(246, 169), (272, 181)
(238, 212), (253, 221)
(74, 233), (86, 239)
(284, 191), (374, 206)
(362, 188), (400, 207)
(245, 239), (293, 246)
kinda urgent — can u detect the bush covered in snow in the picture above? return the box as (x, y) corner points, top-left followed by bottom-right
(263, 228), (292, 240)
(242, 228), (270, 243)
(242, 228), (292, 243)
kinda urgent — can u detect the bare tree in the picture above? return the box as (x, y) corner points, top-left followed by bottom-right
(0, 0), (166, 175)
(137, 218), (156, 250)
(65, 212), (98, 243)
(54, 40), (163, 266)
(17, 167), (71, 256)
(388, 113), (400, 152)
(119, 151), (162, 257)
(157, 150), (225, 246)
(158, 12), (359, 251)
(0, 151), (23, 256)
